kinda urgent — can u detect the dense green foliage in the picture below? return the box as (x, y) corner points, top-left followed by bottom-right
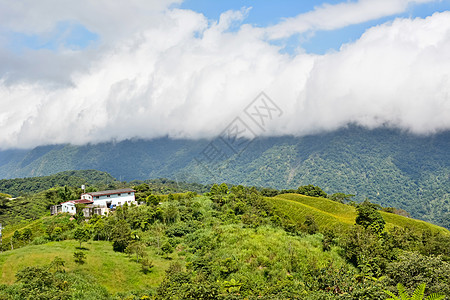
(297, 184), (328, 198)
(385, 283), (446, 300)
(1, 182), (449, 299)
(139, 178), (211, 195)
(0, 127), (449, 228)
(0, 170), (210, 199)
(355, 200), (386, 234)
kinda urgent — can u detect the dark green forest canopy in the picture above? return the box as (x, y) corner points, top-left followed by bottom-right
(0, 170), (116, 197)
(0, 171), (211, 198)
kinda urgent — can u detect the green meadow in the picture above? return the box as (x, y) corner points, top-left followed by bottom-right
(0, 240), (173, 294)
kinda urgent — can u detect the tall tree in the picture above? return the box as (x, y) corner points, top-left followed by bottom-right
(297, 185), (327, 198)
(356, 200), (385, 234)
(125, 242), (147, 263)
(74, 227), (90, 248)
(111, 219), (131, 252)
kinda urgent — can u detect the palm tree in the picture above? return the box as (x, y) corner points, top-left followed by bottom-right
(385, 283), (446, 300)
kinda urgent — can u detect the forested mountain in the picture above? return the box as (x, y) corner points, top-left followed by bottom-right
(0, 126), (449, 228)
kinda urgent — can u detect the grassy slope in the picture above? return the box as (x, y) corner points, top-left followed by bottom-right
(208, 224), (350, 278)
(269, 194), (450, 235)
(1, 218), (45, 240)
(0, 225), (352, 296)
(0, 240), (174, 293)
(1, 193), (448, 295)
(0, 214), (73, 248)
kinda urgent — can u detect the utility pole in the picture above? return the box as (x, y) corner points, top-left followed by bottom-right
(175, 175), (180, 191)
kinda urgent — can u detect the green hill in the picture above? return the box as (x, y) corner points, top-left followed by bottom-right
(267, 193), (450, 235)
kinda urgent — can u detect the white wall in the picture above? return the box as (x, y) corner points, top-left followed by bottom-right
(61, 202), (76, 214)
(89, 192), (136, 208)
(81, 194), (93, 201)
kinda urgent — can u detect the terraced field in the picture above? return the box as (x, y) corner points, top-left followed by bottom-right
(267, 193), (450, 235)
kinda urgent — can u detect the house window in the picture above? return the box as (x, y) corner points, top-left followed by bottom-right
(118, 202), (121, 205)
(128, 192), (131, 195)
(107, 195), (110, 198)
(118, 194), (121, 196)
(95, 196), (99, 199)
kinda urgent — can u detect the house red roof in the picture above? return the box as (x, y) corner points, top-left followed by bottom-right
(61, 199), (94, 205)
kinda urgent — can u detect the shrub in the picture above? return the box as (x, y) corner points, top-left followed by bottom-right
(141, 258), (154, 274)
(384, 251), (450, 296)
(73, 251), (86, 264)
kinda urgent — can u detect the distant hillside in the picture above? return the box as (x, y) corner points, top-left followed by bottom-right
(0, 126), (449, 228)
(0, 138), (207, 181)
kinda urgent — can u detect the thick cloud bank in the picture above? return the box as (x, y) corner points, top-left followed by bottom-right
(0, 1), (449, 149)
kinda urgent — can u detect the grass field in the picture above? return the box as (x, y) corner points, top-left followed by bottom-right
(267, 193), (450, 235)
(0, 240), (175, 293)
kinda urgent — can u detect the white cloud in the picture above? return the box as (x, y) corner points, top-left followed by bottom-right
(0, 0), (180, 40)
(266, 0), (435, 39)
(0, 0), (180, 85)
(0, 2), (449, 149)
(285, 12), (450, 135)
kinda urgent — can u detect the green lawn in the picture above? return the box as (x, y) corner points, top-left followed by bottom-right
(0, 240), (174, 293)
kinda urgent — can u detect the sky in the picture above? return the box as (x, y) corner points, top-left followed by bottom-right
(0, 0), (450, 149)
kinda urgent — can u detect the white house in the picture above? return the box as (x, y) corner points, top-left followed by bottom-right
(51, 188), (136, 216)
(59, 199), (94, 214)
(81, 188), (136, 208)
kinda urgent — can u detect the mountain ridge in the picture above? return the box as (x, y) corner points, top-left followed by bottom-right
(0, 126), (449, 228)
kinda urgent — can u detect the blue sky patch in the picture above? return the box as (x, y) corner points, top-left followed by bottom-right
(5, 21), (98, 53)
(180, 0), (450, 55)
